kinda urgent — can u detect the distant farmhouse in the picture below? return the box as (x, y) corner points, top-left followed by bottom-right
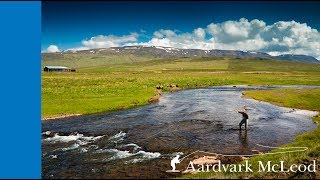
(43, 66), (76, 72)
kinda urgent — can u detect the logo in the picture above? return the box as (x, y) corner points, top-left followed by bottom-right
(165, 147), (315, 174)
(166, 155), (181, 172)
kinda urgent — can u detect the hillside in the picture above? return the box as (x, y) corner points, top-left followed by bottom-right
(42, 46), (319, 69)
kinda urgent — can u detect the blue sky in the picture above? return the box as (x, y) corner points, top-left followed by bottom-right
(42, 1), (320, 59)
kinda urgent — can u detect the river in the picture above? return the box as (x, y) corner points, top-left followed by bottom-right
(42, 85), (319, 178)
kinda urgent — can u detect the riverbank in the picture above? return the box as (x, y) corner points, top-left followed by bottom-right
(184, 88), (320, 179)
(42, 114), (82, 121)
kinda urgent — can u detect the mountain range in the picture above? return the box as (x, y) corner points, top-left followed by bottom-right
(43, 46), (320, 64)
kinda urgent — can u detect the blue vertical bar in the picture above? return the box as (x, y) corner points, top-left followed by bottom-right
(0, 1), (41, 179)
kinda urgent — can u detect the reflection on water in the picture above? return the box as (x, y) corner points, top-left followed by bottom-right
(239, 130), (248, 152)
(42, 85), (319, 178)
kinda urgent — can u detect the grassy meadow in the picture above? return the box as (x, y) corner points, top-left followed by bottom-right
(42, 58), (320, 117)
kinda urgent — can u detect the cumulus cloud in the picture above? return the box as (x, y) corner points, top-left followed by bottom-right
(128, 29), (216, 50)
(132, 18), (320, 59)
(46, 45), (60, 53)
(81, 33), (138, 49)
(74, 18), (320, 59)
(193, 28), (206, 40)
(207, 18), (266, 43)
(65, 47), (89, 51)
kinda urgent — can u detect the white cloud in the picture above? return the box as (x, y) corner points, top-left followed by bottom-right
(193, 28), (206, 40)
(70, 18), (320, 59)
(81, 33), (139, 49)
(46, 45), (60, 53)
(134, 18), (320, 59)
(207, 18), (266, 43)
(65, 47), (89, 51)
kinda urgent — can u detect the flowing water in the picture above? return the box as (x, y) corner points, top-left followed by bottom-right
(42, 85), (319, 178)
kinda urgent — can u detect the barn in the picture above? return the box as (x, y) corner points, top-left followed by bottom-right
(43, 66), (75, 72)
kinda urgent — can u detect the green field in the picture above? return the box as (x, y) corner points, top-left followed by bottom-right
(42, 57), (320, 117)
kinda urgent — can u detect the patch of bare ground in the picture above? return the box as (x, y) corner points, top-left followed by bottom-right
(148, 84), (182, 103)
(42, 114), (82, 121)
(241, 71), (291, 74)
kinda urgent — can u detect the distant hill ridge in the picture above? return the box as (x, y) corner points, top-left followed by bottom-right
(43, 45), (320, 63)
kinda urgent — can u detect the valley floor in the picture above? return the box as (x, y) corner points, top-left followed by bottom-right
(42, 58), (320, 118)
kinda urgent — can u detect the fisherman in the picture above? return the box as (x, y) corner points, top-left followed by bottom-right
(238, 108), (249, 130)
